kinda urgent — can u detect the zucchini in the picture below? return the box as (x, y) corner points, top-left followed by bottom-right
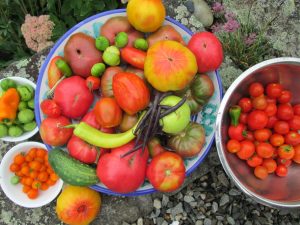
(48, 148), (99, 186)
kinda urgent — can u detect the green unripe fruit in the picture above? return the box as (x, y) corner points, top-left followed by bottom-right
(103, 46), (120, 66)
(10, 175), (20, 185)
(0, 79), (17, 91)
(27, 99), (35, 109)
(17, 86), (32, 101)
(0, 124), (8, 138)
(115, 32), (128, 48)
(95, 36), (110, 51)
(23, 121), (37, 132)
(55, 59), (72, 77)
(8, 126), (23, 137)
(134, 38), (149, 51)
(18, 101), (28, 111)
(18, 109), (34, 123)
(91, 63), (106, 77)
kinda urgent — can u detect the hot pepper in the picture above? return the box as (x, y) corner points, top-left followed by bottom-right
(0, 88), (20, 122)
(229, 105), (241, 126)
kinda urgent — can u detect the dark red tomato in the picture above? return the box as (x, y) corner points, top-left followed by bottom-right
(254, 166), (268, 180)
(238, 98), (252, 113)
(266, 116), (278, 129)
(273, 121), (290, 135)
(226, 139), (241, 153)
(262, 158), (277, 173)
(270, 133), (284, 147)
(86, 76), (101, 90)
(278, 144), (295, 160)
(266, 97), (276, 104)
(252, 95), (267, 110)
(243, 130), (254, 141)
(40, 99), (61, 118)
(277, 103), (294, 121)
(266, 83), (283, 98)
(288, 115), (300, 130)
(264, 103), (277, 117)
(278, 90), (292, 104)
(292, 144), (300, 164)
(293, 104), (300, 116)
(275, 165), (288, 177)
(272, 148), (278, 159)
(277, 158), (292, 167)
(247, 110), (268, 130)
(285, 131), (300, 146)
(239, 113), (248, 124)
(228, 123), (246, 141)
(237, 140), (255, 160)
(247, 154), (263, 167)
(121, 46), (146, 69)
(254, 129), (272, 142)
(256, 142), (274, 158)
(249, 82), (264, 97)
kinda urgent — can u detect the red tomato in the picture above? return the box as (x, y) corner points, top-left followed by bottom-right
(247, 154), (263, 167)
(278, 144), (295, 160)
(256, 142), (274, 158)
(262, 158), (277, 173)
(146, 151), (185, 192)
(266, 83), (283, 98)
(238, 98), (252, 113)
(113, 72), (150, 115)
(270, 133), (284, 147)
(253, 129), (272, 142)
(239, 113), (248, 124)
(277, 103), (294, 121)
(252, 95), (267, 110)
(248, 82), (264, 97)
(86, 76), (101, 90)
(292, 144), (300, 164)
(278, 90), (292, 104)
(254, 166), (268, 180)
(277, 158), (292, 167)
(288, 115), (300, 130)
(273, 121), (289, 135)
(121, 46), (146, 69)
(272, 148), (278, 159)
(244, 130), (254, 141)
(247, 110), (268, 130)
(266, 116), (278, 129)
(40, 99), (61, 118)
(275, 165), (288, 177)
(94, 98), (122, 128)
(293, 104), (300, 116)
(236, 140), (255, 160)
(285, 131), (300, 146)
(266, 97), (276, 104)
(228, 124), (246, 141)
(264, 103), (277, 117)
(226, 139), (241, 153)
(81, 110), (101, 129)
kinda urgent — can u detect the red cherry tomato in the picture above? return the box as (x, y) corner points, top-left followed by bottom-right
(226, 139), (241, 153)
(278, 144), (295, 160)
(277, 103), (294, 121)
(254, 166), (268, 180)
(285, 131), (300, 146)
(238, 98), (252, 113)
(249, 82), (264, 97)
(252, 95), (267, 110)
(262, 158), (277, 173)
(275, 164), (288, 177)
(292, 144), (300, 164)
(243, 130), (254, 141)
(256, 142), (274, 158)
(266, 97), (276, 104)
(266, 83), (283, 98)
(40, 99), (61, 118)
(264, 103), (277, 117)
(273, 121), (290, 135)
(266, 116), (278, 129)
(236, 140), (255, 160)
(270, 133), (284, 147)
(288, 115), (300, 130)
(86, 76), (101, 90)
(278, 90), (292, 104)
(293, 104), (300, 116)
(228, 123), (246, 141)
(277, 158), (292, 167)
(121, 46), (146, 69)
(247, 110), (268, 130)
(239, 113), (248, 124)
(247, 154), (263, 167)
(254, 129), (272, 142)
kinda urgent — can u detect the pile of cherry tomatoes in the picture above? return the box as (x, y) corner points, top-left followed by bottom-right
(226, 82), (300, 180)
(9, 148), (59, 199)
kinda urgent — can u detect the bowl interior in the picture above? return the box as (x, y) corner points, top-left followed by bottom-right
(0, 77), (39, 142)
(216, 58), (300, 207)
(0, 142), (63, 208)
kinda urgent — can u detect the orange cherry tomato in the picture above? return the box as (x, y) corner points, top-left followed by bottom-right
(50, 173), (59, 182)
(9, 163), (20, 172)
(29, 171), (39, 179)
(38, 172), (49, 182)
(46, 179), (56, 186)
(25, 155), (33, 162)
(40, 183), (49, 191)
(226, 139), (241, 153)
(254, 166), (268, 180)
(262, 158), (277, 173)
(29, 161), (42, 171)
(24, 177), (34, 186)
(27, 189), (39, 199)
(32, 180), (42, 189)
(14, 153), (25, 165)
(21, 166), (30, 176)
(22, 185), (31, 194)
(27, 148), (37, 158)
(40, 165), (47, 172)
(36, 148), (47, 158)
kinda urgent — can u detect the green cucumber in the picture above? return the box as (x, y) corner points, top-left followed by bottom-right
(48, 148), (99, 186)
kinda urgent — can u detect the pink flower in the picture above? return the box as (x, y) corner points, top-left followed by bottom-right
(244, 32), (257, 46)
(211, 23), (223, 33)
(223, 19), (240, 32)
(225, 11), (236, 20)
(212, 2), (225, 13)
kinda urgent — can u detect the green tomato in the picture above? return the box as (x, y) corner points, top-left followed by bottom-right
(159, 95), (191, 134)
(0, 124), (8, 137)
(10, 175), (20, 185)
(103, 46), (120, 66)
(17, 86), (32, 101)
(27, 99), (35, 109)
(18, 109), (34, 123)
(23, 121), (37, 132)
(18, 101), (28, 110)
(0, 79), (17, 91)
(115, 32), (128, 48)
(91, 63), (106, 77)
(8, 126), (23, 137)
(134, 38), (149, 51)
(95, 36), (109, 51)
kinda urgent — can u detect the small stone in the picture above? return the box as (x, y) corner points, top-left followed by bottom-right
(200, 194), (206, 200)
(193, 0), (214, 27)
(200, 175), (208, 181)
(212, 202), (218, 213)
(216, 216), (224, 221)
(171, 203), (184, 216)
(122, 222), (130, 225)
(175, 214), (182, 222)
(201, 182), (208, 188)
(154, 199), (162, 209)
(184, 0), (194, 13)
(156, 217), (165, 225)
(170, 221), (180, 225)
(229, 189), (241, 196)
(217, 173), (230, 187)
(196, 220), (203, 225)
(161, 221), (168, 225)
(204, 218), (212, 225)
(137, 218), (143, 225)
(184, 195), (195, 203)
(244, 221), (252, 225)
(183, 202), (192, 214)
(227, 216), (235, 225)
(162, 195), (169, 207)
(219, 194), (230, 206)
(190, 201), (197, 208)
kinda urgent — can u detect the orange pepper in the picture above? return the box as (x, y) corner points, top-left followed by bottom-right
(0, 88), (20, 122)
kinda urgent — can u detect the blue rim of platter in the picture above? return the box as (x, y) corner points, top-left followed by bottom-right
(35, 8), (224, 196)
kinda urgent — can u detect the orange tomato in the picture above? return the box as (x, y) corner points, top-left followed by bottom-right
(29, 161), (42, 171)
(20, 178), (27, 185)
(35, 157), (44, 163)
(24, 177), (34, 186)
(21, 166), (30, 176)
(46, 179), (56, 186)
(40, 165), (47, 172)
(36, 148), (47, 158)
(28, 148), (37, 158)
(9, 163), (20, 172)
(38, 172), (49, 182)
(14, 153), (25, 165)
(15, 171), (23, 177)
(25, 155), (33, 162)
(32, 180), (42, 189)
(22, 185), (31, 194)
(40, 183), (49, 191)
(50, 173), (59, 182)
(27, 189), (38, 199)
(29, 171), (38, 179)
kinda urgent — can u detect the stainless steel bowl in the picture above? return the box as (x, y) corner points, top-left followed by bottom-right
(215, 57), (300, 208)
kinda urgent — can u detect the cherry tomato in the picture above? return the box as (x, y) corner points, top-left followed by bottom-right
(238, 98), (252, 113)
(256, 142), (274, 158)
(285, 131), (300, 146)
(288, 115), (300, 130)
(236, 140), (255, 160)
(86, 76), (101, 90)
(270, 133), (284, 147)
(254, 129), (272, 142)
(262, 158), (277, 173)
(40, 99), (61, 118)
(31, 180), (42, 189)
(272, 148), (278, 159)
(249, 82), (264, 97)
(27, 148), (37, 158)
(292, 144), (300, 164)
(247, 154), (263, 167)
(226, 139), (241, 153)
(293, 104), (300, 116)
(266, 83), (283, 99)
(27, 189), (39, 199)
(22, 185), (31, 194)
(277, 158), (292, 167)
(278, 90), (292, 104)
(121, 46), (146, 69)
(13, 153), (25, 165)
(38, 172), (49, 182)
(275, 165), (288, 177)
(243, 130), (254, 141)
(228, 123), (246, 141)
(239, 113), (248, 124)
(252, 95), (267, 110)
(266, 97), (276, 104)
(264, 103), (277, 117)
(247, 110), (268, 130)
(254, 166), (268, 180)
(24, 177), (34, 186)
(273, 121), (289, 135)
(29, 161), (42, 171)
(40, 183), (49, 191)
(277, 103), (294, 121)
(266, 116), (278, 129)
(278, 144), (295, 160)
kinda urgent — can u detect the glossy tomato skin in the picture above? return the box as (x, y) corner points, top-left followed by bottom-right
(264, 103), (277, 117)
(40, 99), (61, 118)
(275, 164), (288, 177)
(247, 154), (263, 167)
(285, 131), (300, 146)
(292, 144), (300, 164)
(254, 166), (268, 180)
(244, 130), (254, 141)
(278, 90), (292, 104)
(121, 46), (146, 69)
(237, 140), (255, 160)
(278, 145), (295, 160)
(238, 98), (252, 113)
(270, 133), (284, 147)
(247, 110), (268, 130)
(293, 104), (300, 116)
(256, 142), (274, 158)
(277, 158), (292, 167)
(266, 83), (283, 98)
(113, 72), (150, 115)
(81, 110), (101, 129)
(226, 139), (241, 153)
(277, 103), (294, 121)
(266, 116), (278, 129)
(94, 98), (122, 128)
(146, 151), (185, 192)
(86, 76), (101, 90)
(254, 129), (272, 142)
(239, 113), (248, 124)
(228, 123), (246, 141)
(252, 95), (267, 110)
(249, 82), (264, 97)
(274, 121), (290, 135)
(262, 158), (277, 173)
(288, 115), (300, 130)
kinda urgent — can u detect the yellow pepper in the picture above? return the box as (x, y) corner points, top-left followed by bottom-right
(0, 88), (20, 122)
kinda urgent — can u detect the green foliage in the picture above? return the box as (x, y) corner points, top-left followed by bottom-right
(0, 0), (121, 70)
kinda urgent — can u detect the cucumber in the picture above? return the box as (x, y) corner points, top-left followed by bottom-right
(48, 148), (99, 186)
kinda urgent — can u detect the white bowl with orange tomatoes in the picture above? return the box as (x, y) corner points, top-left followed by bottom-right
(0, 142), (63, 208)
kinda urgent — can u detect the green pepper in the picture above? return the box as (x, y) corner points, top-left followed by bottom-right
(0, 79), (17, 91)
(229, 105), (241, 126)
